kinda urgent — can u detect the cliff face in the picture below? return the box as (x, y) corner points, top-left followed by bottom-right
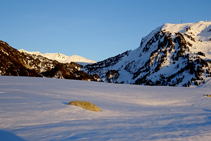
(84, 21), (211, 86)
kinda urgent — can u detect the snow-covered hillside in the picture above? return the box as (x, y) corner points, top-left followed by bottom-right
(0, 76), (211, 140)
(19, 49), (96, 64)
(85, 21), (211, 87)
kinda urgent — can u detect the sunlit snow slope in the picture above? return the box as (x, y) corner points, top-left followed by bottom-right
(19, 49), (96, 64)
(0, 76), (211, 140)
(85, 21), (211, 87)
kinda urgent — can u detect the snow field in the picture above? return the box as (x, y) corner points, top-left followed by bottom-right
(0, 76), (211, 140)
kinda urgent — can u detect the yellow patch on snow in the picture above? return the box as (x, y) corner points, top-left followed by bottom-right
(68, 101), (102, 112)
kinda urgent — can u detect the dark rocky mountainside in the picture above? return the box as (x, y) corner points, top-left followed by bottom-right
(0, 40), (98, 81)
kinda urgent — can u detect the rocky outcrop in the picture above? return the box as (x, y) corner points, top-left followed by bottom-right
(68, 101), (102, 112)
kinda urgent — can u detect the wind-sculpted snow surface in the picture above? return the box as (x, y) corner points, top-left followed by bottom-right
(0, 76), (211, 140)
(85, 21), (211, 86)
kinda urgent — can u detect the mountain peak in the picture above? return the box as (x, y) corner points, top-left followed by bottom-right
(19, 49), (96, 64)
(85, 21), (211, 87)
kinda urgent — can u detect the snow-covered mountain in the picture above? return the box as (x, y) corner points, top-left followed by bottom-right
(19, 49), (96, 64)
(1, 21), (211, 86)
(85, 21), (211, 86)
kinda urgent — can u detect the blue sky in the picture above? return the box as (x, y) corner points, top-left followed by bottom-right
(1, 0), (211, 61)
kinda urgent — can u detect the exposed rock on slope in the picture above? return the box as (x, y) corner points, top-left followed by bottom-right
(0, 41), (98, 81)
(84, 21), (211, 86)
(0, 41), (41, 77)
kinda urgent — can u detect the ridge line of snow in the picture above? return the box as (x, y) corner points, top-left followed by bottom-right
(19, 49), (96, 64)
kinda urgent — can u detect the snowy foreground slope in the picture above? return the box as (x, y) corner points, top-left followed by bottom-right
(0, 76), (211, 141)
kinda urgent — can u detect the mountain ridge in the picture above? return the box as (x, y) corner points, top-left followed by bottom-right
(1, 21), (211, 87)
(0, 41), (98, 81)
(19, 49), (96, 65)
(84, 21), (211, 86)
